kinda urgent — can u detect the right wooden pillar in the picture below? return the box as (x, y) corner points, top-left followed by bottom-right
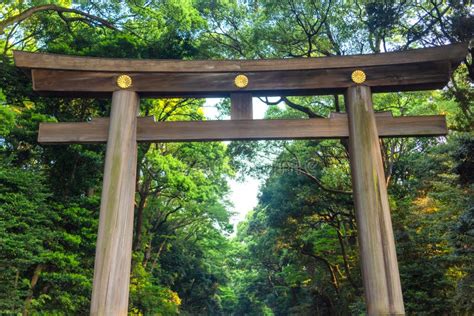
(345, 85), (405, 315)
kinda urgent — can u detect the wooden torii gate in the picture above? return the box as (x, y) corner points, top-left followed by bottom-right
(14, 43), (467, 316)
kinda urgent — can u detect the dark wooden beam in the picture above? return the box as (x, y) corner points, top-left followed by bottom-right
(38, 114), (447, 144)
(29, 61), (451, 97)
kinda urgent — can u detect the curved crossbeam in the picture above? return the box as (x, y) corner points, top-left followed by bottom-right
(14, 43), (467, 98)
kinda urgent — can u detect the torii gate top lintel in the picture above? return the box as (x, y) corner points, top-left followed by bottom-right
(13, 42), (467, 98)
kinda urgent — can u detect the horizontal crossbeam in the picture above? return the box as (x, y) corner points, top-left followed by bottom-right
(29, 62), (450, 98)
(38, 113), (447, 144)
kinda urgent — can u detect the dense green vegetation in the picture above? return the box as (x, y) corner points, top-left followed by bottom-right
(0, 1), (472, 315)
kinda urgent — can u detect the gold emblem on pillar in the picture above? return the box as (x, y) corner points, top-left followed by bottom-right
(351, 70), (366, 84)
(234, 74), (249, 88)
(116, 75), (132, 89)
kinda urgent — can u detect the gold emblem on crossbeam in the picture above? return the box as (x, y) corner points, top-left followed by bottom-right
(351, 70), (366, 84)
(116, 75), (132, 88)
(234, 74), (249, 88)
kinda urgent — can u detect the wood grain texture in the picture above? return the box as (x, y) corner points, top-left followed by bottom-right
(37, 114), (447, 144)
(13, 43), (466, 73)
(90, 91), (139, 316)
(346, 86), (405, 315)
(231, 92), (253, 120)
(29, 60), (451, 97)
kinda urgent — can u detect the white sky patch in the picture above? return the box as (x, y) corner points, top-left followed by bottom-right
(227, 177), (261, 229)
(202, 97), (271, 231)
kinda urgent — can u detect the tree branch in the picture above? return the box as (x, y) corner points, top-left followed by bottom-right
(0, 4), (118, 35)
(296, 166), (352, 195)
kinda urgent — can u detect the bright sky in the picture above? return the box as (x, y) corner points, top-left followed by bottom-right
(202, 98), (269, 230)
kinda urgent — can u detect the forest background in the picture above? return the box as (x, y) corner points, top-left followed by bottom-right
(0, 1), (473, 315)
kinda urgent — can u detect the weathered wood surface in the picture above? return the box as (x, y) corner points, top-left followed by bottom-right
(231, 92), (253, 120)
(346, 86), (405, 315)
(14, 43), (467, 97)
(90, 90), (139, 316)
(29, 61), (450, 97)
(14, 43), (466, 73)
(38, 114), (447, 144)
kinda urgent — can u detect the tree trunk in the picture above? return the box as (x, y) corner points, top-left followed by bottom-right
(23, 264), (43, 316)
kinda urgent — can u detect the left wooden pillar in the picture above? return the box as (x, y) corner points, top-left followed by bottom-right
(90, 90), (139, 315)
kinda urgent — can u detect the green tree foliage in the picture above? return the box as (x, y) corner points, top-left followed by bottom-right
(0, 158), (99, 314)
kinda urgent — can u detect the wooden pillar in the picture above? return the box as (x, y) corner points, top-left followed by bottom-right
(230, 92), (253, 120)
(346, 85), (405, 316)
(90, 90), (139, 315)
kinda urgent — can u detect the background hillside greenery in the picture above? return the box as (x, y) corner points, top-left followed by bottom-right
(0, 1), (472, 315)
